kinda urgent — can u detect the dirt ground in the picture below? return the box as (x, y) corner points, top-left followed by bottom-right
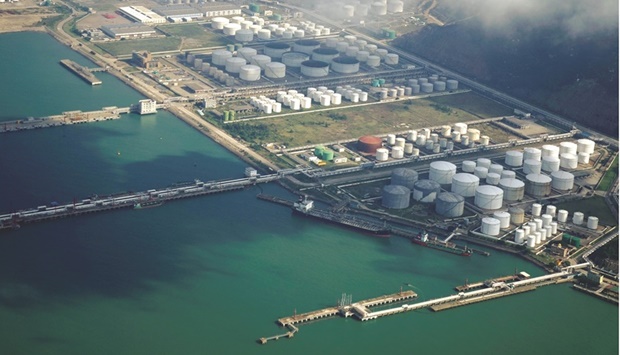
(0, 0), (55, 33)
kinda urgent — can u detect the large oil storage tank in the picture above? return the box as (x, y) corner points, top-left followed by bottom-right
(542, 145), (560, 158)
(387, 0), (404, 13)
(382, 185), (411, 209)
(551, 170), (574, 190)
(429, 161), (457, 184)
(293, 39), (321, 55)
(421, 83), (434, 93)
(384, 53), (399, 65)
(446, 79), (459, 90)
(435, 192), (465, 218)
(212, 49), (233, 66)
(376, 148), (389, 161)
(391, 168), (418, 189)
(474, 186), (504, 210)
(223, 23), (241, 36)
(525, 173), (552, 197)
(264, 62), (286, 78)
(523, 147), (542, 161)
(282, 51), (310, 67)
(331, 56), (360, 74)
(541, 156), (560, 172)
(371, 2), (388, 15)
(509, 207), (525, 225)
(498, 178), (525, 201)
(413, 179), (441, 203)
(577, 139), (595, 154)
(211, 17), (230, 30)
(559, 153), (578, 169)
(451, 173), (480, 197)
(493, 211), (511, 229)
(505, 151), (524, 167)
(312, 47), (339, 62)
(301, 60), (329, 77)
(239, 65), (261, 81)
(237, 47), (257, 61)
(225, 57), (246, 73)
(366, 55), (381, 67)
(462, 160), (476, 173)
(235, 29), (254, 42)
(257, 29), (271, 40)
(356, 50), (370, 62)
(358, 135), (382, 153)
(250, 54), (271, 68)
(523, 159), (542, 174)
(559, 142), (578, 155)
(264, 42), (291, 59)
(481, 217), (501, 236)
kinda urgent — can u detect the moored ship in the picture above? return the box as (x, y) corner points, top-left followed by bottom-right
(134, 200), (164, 209)
(412, 231), (472, 256)
(292, 197), (391, 238)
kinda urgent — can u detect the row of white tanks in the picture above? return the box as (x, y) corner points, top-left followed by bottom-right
(504, 140), (595, 172)
(323, 36), (399, 68)
(334, 0), (405, 18)
(389, 76), (460, 97)
(529, 203), (598, 229)
(249, 95), (282, 114)
(212, 16), (331, 41)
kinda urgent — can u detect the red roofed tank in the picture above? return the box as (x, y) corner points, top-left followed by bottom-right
(358, 135), (382, 153)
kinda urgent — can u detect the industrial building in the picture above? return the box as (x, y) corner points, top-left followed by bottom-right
(153, 5), (204, 21)
(201, 4), (242, 18)
(118, 6), (167, 24)
(132, 51), (162, 70)
(101, 23), (158, 40)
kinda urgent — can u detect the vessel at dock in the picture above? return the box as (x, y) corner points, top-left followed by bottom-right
(292, 197), (391, 238)
(134, 200), (164, 209)
(412, 231), (472, 256)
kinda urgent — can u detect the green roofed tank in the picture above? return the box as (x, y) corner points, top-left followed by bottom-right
(314, 146), (325, 156)
(321, 149), (334, 161)
(249, 3), (260, 12)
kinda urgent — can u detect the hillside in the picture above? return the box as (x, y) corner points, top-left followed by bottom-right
(393, 7), (618, 136)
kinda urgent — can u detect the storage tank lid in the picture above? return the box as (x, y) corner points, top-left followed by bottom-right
(499, 178), (525, 188)
(526, 174), (552, 183)
(452, 173), (479, 183)
(482, 217), (500, 225)
(437, 192), (464, 203)
(476, 185), (503, 195)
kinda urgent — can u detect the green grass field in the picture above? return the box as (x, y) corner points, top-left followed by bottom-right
(223, 92), (513, 147)
(554, 196), (617, 226)
(156, 24), (232, 49)
(96, 37), (182, 56)
(597, 155), (618, 191)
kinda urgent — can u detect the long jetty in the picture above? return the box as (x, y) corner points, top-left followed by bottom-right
(60, 59), (103, 85)
(0, 107), (130, 133)
(259, 267), (587, 344)
(0, 174), (289, 231)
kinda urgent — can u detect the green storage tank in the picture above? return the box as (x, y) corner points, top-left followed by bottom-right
(271, 14), (282, 21)
(371, 79), (381, 87)
(562, 233), (571, 244)
(229, 110), (236, 120)
(223, 111), (230, 121)
(386, 30), (396, 39)
(378, 78), (386, 85)
(314, 146), (325, 157)
(226, 44), (235, 52)
(249, 3), (260, 13)
(322, 149), (334, 161)
(571, 237), (581, 248)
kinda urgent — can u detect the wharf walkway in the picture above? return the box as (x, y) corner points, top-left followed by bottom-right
(0, 107), (129, 133)
(60, 59), (103, 85)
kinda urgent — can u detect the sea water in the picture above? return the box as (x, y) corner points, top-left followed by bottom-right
(0, 32), (616, 355)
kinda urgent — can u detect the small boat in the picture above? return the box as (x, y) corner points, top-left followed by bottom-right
(134, 200), (164, 209)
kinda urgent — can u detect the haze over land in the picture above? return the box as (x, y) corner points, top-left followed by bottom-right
(393, 0), (619, 135)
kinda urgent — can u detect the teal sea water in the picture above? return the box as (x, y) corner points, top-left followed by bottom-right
(0, 32), (617, 355)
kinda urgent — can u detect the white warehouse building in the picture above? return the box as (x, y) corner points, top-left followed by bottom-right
(118, 6), (167, 24)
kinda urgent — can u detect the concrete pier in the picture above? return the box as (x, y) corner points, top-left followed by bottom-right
(60, 59), (102, 85)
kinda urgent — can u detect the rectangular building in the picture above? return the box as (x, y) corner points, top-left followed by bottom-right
(132, 51), (162, 69)
(101, 23), (157, 39)
(152, 5), (204, 21)
(118, 6), (166, 24)
(199, 4), (241, 18)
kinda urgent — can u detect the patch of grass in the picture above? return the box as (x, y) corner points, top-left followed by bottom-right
(597, 155), (618, 191)
(157, 24), (232, 49)
(96, 37), (181, 56)
(554, 196), (617, 227)
(427, 91), (513, 118)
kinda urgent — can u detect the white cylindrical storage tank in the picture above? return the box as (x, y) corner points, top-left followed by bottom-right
(462, 160), (476, 173)
(515, 229), (525, 243)
(282, 51), (310, 68)
(430, 133), (439, 143)
(319, 94), (331, 106)
(382, 185), (411, 209)
(345, 46), (359, 57)
(331, 56), (360, 74)
(344, 35), (356, 44)
(211, 17), (230, 30)
(481, 217), (501, 236)
(301, 97), (312, 109)
(440, 125), (451, 137)
(525, 173), (552, 197)
(412, 148), (420, 156)
(391, 168), (419, 189)
(331, 93), (342, 105)
(528, 221), (538, 234)
(237, 47), (257, 62)
(387, 0), (404, 12)
(387, 134), (396, 145)
(557, 209), (568, 223)
(542, 214), (553, 228)
(489, 164), (504, 175)
(433, 81), (446, 91)
(467, 129), (481, 142)
(494, 211), (511, 229)
(446, 79), (459, 90)
(212, 50), (233, 65)
(587, 216), (599, 230)
(411, 85), (421, 94)
(230, 16), (244, 24)
(366, 44), (377, 53)
(264, 42), (291, 59)
(509, 207), (525, 225)
(293, 30), (305, 38)
(239, 65), (261, 81)
(423, 128), (431, 139)
(282, 30), (294, 39)
(550, 222), (558, 234)
(523, 147), (542, 161)
(476, 158), (491, 168)
(366, 55), (381, 67)
(235, 29), (254, 42)
(439, 138), (448, 148)
(312, 47), (339, 62)
(559, 153), (578, 169)
(551, 171), (574, 191)
(404, 143), (414, 154)
(257, 29), (271, 40)
(418, 78), (429, 84)
(542, 145), (560, 158)
(359, 92), (368, 102)
(435, 192), (465, 218)
(498, 178), (525, 201)
(371, 2), (387, 16)
(415, 135), (426, 146)
(225, 57), (246, 73)
(293, 39), (321, 54)
(385, 53), (399, 65)
(223, 23), (241, 36)
(395, 137), (406, 148)
(500, 171), (516, 180)
(535, 217), (544, 231)
(453, 123), (467, 134)
(392, 146), (404, 159)
(486, 173), (501, 185)
(577, 139), (595, 154)
(541, 156), (560, 172)
(343, 4), (355, 17)
(407, 130), (418, 142)
(413, 180), (441, 203)
(505, 151), (523, 167)
(376, 148), (389, 161)
(527, 235), (536, 248)
(451, 173), (480, 197)
(480, 136), (490, 146)
(264, 62), (286, 78)
(578, 152), (590, 164)
(325, 37), (339, 48)
(301, 60), (329, 77)
(425, 141), (434, 150)
(523, 159), (542, 174)
(356, 50), (370, 62)
(250, 54), (271, 68)
(559, 142), (578, 155)
(429, 161), (457, 184)
(290, 98), (300, 110)
(546, 205), (557, 217)
(539, 228), (547, 242)
(522, 225), (531, 237)
(240, 20), (253, 29)
(531, 203), (542, 217)
(336, 41), (349, 53)
(573, 212), (584, 225)
(421, 83), (434, 93)
(475, 186), (504, 210)
(474, 167), (488, 179)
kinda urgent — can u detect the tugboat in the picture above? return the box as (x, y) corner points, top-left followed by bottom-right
(292, 196), (391, 238)
(412, 230), (472, 256)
